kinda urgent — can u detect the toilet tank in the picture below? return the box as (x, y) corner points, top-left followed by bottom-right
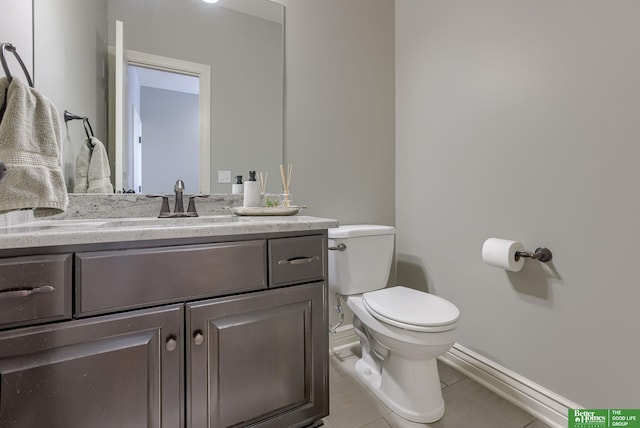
(328, 225), (395, 295)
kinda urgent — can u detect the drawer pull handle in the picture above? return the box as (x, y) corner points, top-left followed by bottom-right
(328, 244), (347, 251)
(278, 256), (320, 266)
(0, 285), (55, 299)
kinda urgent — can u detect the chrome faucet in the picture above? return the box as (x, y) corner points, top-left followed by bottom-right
(146, 179), (209, 218)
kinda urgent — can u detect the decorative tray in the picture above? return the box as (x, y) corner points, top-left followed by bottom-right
(231, 206), (302, 216)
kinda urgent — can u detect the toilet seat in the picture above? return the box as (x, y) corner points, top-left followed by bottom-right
(363, 286), (459, 333)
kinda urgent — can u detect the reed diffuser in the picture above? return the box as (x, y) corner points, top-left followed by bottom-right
(279, 164), (293, 207)
(258, 172), (268, 196)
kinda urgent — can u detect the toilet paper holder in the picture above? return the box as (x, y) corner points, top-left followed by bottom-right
(515, 247), (552, 263)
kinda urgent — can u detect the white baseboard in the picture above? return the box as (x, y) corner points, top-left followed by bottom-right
(329, 326), (578, 428)
(439, 344), (580, 428)
(328, 324), (358, 350)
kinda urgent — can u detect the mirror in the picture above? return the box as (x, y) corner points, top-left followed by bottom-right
(33, 0), (284, 194)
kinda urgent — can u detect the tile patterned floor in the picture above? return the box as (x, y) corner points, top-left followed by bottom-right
(322, 344), (551, 428)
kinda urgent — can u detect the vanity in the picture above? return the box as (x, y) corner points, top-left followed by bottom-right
(0, 215), (337, 428)
(4, 1), (327, 425)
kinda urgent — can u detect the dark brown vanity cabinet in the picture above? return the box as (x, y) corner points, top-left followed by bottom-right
(0, 232), (328, 428)
(0, 304), (183, 428)
(187, 282), (326, 428)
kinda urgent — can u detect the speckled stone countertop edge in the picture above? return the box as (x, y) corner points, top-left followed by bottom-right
(0, 215), (339, 250)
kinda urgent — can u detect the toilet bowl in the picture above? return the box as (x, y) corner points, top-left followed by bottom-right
(328, 225), (460, 423)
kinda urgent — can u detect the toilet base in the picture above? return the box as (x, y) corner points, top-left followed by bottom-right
(354, 354), (445, 423)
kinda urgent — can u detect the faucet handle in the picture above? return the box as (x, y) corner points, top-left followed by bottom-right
(186, 194), (209, 216)
(146, 194), (171, 218)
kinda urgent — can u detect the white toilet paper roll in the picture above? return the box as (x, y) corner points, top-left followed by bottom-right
(482, 238), (525, 272)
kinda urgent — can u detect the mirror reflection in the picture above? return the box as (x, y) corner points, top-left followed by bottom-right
(33, 0), (284, 194)
(128, 65), (200, 195)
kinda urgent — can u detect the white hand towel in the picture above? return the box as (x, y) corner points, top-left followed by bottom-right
(73, 139), (91, 193)
(74, 137), (113, 194)
(86, 137), (113, 194)
(0, 77), (68, 217)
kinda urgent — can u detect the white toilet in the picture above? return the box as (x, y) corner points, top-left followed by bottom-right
(328, 225), (460, 423)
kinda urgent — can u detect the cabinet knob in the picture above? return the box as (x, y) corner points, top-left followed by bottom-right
(166, 336), (178, 352)
(193, 330), (205, 346)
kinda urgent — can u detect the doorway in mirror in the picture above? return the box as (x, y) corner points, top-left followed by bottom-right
(126, 65), (200, 194)
(114, 46), (211, 194)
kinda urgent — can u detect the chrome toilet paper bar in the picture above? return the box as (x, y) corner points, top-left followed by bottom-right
(514, 247), (553, 263)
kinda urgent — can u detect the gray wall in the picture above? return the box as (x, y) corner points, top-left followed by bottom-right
(396, 0), (640, 407)
(279, 0), (395, 226)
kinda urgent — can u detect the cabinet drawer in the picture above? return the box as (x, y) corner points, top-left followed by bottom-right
(269, 235), (325, 287)
(76, 240), (267, 316)
(0, 254), (72, 329)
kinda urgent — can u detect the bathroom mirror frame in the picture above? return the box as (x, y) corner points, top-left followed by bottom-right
(32, 0), (285, 195)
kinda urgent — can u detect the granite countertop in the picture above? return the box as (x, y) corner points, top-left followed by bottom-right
(0, 215), (339, 250)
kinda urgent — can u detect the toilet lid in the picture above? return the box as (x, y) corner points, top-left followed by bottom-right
(363, 286), (459, 331)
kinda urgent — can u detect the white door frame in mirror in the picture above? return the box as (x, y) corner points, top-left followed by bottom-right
(115, 20), (124, 193)
(118, 49), (211, 193)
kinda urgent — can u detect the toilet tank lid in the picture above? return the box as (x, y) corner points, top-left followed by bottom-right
(328, 225), (395, 238)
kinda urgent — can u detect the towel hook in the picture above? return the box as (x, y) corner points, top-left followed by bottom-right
(0, 43), (34, 87)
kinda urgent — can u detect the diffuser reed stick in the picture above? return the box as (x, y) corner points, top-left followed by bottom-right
(279, 164), (292, 193)
(279, 164), (293, 207)
(258, 172), (268, 195)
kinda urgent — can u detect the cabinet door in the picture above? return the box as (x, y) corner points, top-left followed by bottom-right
(0, 305), (183, 428)
(187, 283), (328, 428)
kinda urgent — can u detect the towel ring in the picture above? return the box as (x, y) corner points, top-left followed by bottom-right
(0, 43), (34, 88)
(83, 118), (95, 139)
